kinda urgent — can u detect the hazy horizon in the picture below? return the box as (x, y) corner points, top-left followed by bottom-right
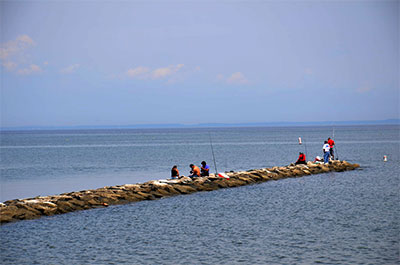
(1, 118), (399, 131)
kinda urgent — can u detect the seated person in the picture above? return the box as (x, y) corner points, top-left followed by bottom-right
(200, 161), (210, 177)
(171, 165), (180, 179)
(189, 164), (201, 178)
(295, 152), (307, 165)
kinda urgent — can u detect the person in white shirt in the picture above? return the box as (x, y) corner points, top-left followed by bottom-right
(323, 141), (330, 164)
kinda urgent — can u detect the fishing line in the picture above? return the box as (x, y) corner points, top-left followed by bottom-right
(303, 138), (308, 161)
(209, 132), (218, 174)
(332, 127), (339, 160)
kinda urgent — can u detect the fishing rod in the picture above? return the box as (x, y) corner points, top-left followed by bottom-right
(208, 132), (230, 180)
(209, 132), (218, 175)
(298, 136), (308, 161)
(303, 138), (308, 161)
(332, 127), (339, 160)
(334, 145), (339, 160)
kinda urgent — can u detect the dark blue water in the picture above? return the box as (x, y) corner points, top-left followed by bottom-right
(1, 126), (399, 264)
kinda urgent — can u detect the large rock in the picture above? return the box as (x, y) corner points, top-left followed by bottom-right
(212, 179), (230, 189)
(136, 192), (156, 200)
(194, 181), (220, 192)
(235, 174), (257, 184)
(173, 185), (197, 194)
(55, 201), (77, 214)
(291, 169), (305, 176)
(31, 202), (58, 216)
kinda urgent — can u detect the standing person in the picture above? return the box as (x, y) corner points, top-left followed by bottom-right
(200, 161), (210, 177)
(323, 141), (330, 164)
(295, 152), (306, 165)
(171, 165), (180, 179)
(189, 164), (200, 178)
(328, 137), (335, 160)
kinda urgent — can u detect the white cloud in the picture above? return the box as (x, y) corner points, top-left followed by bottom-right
(16, 35), (35, 44)
(60, 64), (80, 74)
(152, 67), (173, 79)
(126, 66), (150, 79)
(0, 35), (39, 74)
(124, 64), (185, 81)
(151, 64), (184, 79)
(17, 64), (42, 75)
(0, 34), (35, 60)
(2, 61), (17, 71)
(222, 72), (249, 85)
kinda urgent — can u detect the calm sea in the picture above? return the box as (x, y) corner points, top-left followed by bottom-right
(0, 125), (399, 264)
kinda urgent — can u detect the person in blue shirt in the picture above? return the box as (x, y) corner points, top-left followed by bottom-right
(323, 141), (330, 164)
(200, 161), (210, 177)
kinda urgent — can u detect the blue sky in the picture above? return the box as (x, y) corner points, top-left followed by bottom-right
(1, 0), (398, 127)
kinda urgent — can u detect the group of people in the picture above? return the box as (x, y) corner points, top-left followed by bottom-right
(171, 161), (210, 179)
(295, 137), (335, 165)
(172, 138), (336, 179)
(323, 137), (336, 163)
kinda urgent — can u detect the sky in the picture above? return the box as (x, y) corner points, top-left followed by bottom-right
(0, 0), (399, 127)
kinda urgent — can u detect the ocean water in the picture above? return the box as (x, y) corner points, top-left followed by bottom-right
(0, 125), (399, 264)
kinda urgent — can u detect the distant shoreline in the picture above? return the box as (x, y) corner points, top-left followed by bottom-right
(1, 120), (399, 131)
(1, 119), (399, 132)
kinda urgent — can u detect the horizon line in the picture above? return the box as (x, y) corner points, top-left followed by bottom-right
(1, 119), (399, 131)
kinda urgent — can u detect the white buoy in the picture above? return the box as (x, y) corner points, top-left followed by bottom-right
(298, 137), (302, 145)
(384, 155), (387, 162)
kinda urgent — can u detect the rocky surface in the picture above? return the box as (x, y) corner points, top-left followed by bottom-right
(0, 160), (360, 224)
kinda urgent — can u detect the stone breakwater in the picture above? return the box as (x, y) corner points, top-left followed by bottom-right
(0, 160), (359, 224)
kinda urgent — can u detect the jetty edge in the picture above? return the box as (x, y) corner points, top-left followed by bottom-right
(0, 160), (359, 224)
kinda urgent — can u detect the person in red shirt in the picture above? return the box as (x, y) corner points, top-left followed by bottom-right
(328, 137), (335, 159)
(295, 152), (306, 165)
(189, 164), (201, 178)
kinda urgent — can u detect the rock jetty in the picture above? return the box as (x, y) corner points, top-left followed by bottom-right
(0, 160), (359, 224)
